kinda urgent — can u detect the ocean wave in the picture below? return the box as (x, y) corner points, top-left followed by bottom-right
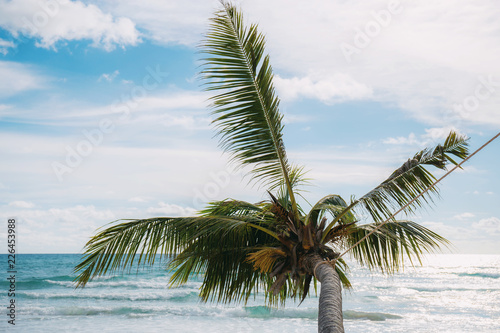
(0, 274), (77, 289)
(45, 277), (191, 290)
(343, 310), (402, 321)
(240, 307), (402, 321)
(241, 306), (317, 319)
(408, 286), (500, 293)
(0, 274), (129, 289)
(24, 305), (157, 317)
(18, 303), (402, 322)
(22, 304), (227, 318)
(456, 272), (500, 279)
(19, 290), (200, 303)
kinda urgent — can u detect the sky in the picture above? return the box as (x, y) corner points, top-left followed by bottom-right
(0, 0), (499, 254)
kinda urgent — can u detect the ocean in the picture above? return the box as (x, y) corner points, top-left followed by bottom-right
(1, 254), (499, 332)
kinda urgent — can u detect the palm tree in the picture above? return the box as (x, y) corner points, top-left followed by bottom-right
(74, 2), (470, 332)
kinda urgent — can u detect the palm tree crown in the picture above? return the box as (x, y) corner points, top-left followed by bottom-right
(74, 0), (469, 314)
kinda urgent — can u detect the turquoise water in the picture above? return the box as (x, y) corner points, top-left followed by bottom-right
(1, 254), (499, 332)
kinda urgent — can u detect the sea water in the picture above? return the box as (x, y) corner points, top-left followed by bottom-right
(1, 254), (499, 332)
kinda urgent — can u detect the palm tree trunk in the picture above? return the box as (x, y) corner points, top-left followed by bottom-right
(304, 254), (344, 333)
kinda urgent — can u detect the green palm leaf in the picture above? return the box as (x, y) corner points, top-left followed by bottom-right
(322, 131), (469, 240)
(199, 199), (264, 216)
(346, 220), (449, 273)
(357, 131), (469, 222)
(307, 194), (356, 227)
(74, 215), (278, 289)
(334, 258), (352, 289)
(169, 222), (278, 304)
(201, 2), (302, 217)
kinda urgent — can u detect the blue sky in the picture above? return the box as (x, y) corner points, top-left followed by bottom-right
(0, 0), (499, 254)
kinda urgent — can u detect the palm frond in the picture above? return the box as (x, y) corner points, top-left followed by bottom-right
(74, 218), (180, 287)
(307, 194), (355, 227)
(169, 236), (272, 305)
(322, 131), (469, 238)
(346, 220), (449, 273)
(275, 164), (310, 200)
(308, 195), (359, 245)
(201, 2), (303, 217)
(167, 218), (283, 305)
(74, 215), (277, 288)
(199, 199), (281, 239)
(357, 130), (469, 222)
(199, 199), (264, 216)
(335, 257), (352, 289)
(246, 247), (286, 273)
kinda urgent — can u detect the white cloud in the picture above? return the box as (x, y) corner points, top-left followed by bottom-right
(90, 0), (215, 46)
(128, 196), (149, 203)
(135, 92), (209, 112)
(9, 0), (497, 127)
(421, 221), (471, 241)
(383, 127), (465, 146)
(0, 204), (118, 252)
(36, 0), (499, 128)
(47, 205), (116, 223)
(0, 89), (210, 129)
(0, 38), (15, 54)
(472, 217), (500, 234)
(0, 0), (141, 51)
(78, 91), (209, 120)
(274, 74), (372, 103)
(309, 163), (390, 186)
(290, 148), (395, 186)
(146, 202), (197, 216)
(453, 212), (475, 220)
(8, 201), (35, 208)
(98, 70), (120, 82)
(422, 127), (462, 142)
(235, 0), (500, 127)
(0, 61), (46, 97)
(383, 133), (419, 145)
(0, 130), (258, 208)
(0, 203), (190, 252)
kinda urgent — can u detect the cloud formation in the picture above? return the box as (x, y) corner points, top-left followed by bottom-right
(239, 0), (500, 128)
(8, 201), (35, 208)
(146, 202), (197, 216)
(3, 0), (499, 128)
(0, 0), (141, 50)
(274, 74), (373, 103)
(0, 61), (46, 97)
(383, 126), (462, 146)
(473, 217), (500, 234)
(89, 0), (215, 46)
(0, 38), (15, 54)
(98, 70), (120, 82)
